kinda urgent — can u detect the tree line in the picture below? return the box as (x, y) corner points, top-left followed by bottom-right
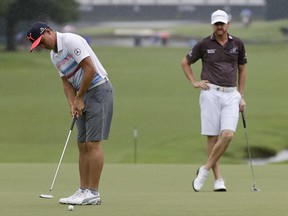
(0, 0), (79, 51)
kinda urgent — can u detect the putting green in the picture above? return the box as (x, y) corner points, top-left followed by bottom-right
(1, 163), (287, 216)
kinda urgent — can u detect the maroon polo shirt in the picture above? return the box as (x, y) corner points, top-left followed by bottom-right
(186, 34), (247, 87)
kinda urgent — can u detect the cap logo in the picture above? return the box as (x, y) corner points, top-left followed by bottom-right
(27, 33), (35, 41)
(40, 27), (46, 34)
(214, 15), (225, 20)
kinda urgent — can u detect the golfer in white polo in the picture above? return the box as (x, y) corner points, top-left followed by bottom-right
(27, 22), (113, 204)
(181, 10), (247, 192)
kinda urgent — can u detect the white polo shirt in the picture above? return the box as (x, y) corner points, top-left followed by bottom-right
(50, 32), (108, 91)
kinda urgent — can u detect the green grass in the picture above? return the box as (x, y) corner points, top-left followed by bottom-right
(1, 20), (288, 164)
(1, 20), (288, 216)
(1, 42), (288, 164)
(1, 163), (287, 216)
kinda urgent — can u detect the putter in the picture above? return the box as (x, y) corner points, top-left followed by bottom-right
(39, 116), (77, 199)
(241, 111), (260, 192)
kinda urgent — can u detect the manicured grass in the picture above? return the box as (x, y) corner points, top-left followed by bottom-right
(1, 163), (287, 216)
(0, 43), (288, 164)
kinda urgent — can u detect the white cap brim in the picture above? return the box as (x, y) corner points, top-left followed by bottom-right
(211, 19), (228, 25)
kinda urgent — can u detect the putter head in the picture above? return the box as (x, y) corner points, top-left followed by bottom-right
(39, 194), (54, 199)
(252, 186), (260, 192)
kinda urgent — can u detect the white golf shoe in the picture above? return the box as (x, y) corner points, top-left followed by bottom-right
(81, 189), (101, 205)
(192, 166), (209, 192)
(59, 189), (101, 205)
(59, 189), (84, 204)
(214, 178), (227, 192)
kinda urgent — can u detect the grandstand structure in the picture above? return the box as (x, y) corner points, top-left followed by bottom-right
(76, 0), (266, 22)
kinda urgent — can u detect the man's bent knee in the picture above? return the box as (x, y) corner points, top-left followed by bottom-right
(221, 130), (235, 142)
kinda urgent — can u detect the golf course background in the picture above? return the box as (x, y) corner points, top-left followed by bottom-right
(1, 19), (288, 216)
(1, 20), (288, 164)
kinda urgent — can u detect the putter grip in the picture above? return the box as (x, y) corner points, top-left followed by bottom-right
(241, 112), (246, 128)
(70, 116), (77, 130)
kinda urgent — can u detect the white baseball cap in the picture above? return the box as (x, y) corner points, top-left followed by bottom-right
(211, 10), (229, 25)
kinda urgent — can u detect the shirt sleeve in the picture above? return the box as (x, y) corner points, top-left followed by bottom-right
(65, 35), (90, 64)
(238, 41), (247, 65)
(186, 41), (203, 64)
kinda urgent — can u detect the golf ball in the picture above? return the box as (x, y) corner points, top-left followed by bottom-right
(68, 205), (74, 211)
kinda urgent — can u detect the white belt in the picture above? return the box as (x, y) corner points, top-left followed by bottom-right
(89, 78), (108, 90)
(209, 83), (236, 92)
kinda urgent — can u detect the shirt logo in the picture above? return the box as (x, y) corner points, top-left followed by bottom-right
(229, 47), (238, 54)
(207, 49), (216, 54)
(74, 48), (81, 56)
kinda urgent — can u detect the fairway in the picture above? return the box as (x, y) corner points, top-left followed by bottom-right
(1, 163), (287, 216)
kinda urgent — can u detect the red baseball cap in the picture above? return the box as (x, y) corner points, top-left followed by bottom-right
(27, 22), (50, 52)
